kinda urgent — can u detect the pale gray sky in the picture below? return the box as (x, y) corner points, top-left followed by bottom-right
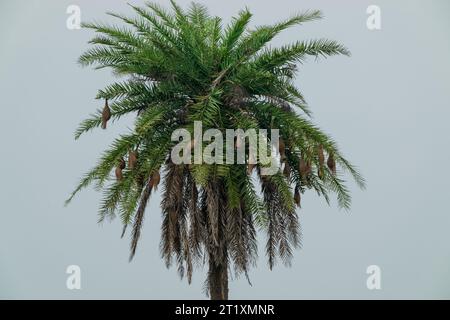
(0, 0), (449, 299)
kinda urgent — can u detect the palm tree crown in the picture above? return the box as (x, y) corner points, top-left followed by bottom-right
(66, 1), (365, 299)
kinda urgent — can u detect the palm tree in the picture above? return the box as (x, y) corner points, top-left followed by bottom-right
(66, 1), (364, 300)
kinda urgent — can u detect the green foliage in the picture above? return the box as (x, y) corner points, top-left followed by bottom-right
(67, 1), (365, 293)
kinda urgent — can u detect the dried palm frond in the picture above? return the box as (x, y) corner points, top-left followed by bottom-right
(283, 162), (291, 178)
(294, 188), (301, 207)
(129, 178), (153, 260)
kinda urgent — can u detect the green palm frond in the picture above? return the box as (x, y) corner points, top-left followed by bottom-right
(67, 1), (364, 299)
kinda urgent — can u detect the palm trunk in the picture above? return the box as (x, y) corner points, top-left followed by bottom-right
(205, 179), (229, 300)
(208, 260), (228, 300)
